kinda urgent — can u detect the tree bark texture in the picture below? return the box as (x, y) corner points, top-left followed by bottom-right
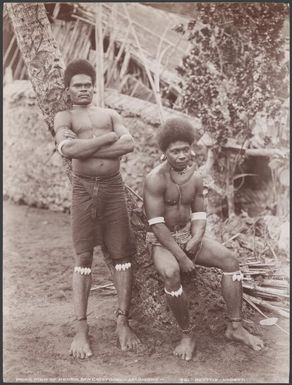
(7, 3), (237, 334)
(6, 3), (66, 135)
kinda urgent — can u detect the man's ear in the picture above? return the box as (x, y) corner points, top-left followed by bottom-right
(64, 88), (71, 104)
(65, 88), (71, 99)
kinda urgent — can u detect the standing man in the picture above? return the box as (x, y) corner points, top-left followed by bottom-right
(54, 59), (139, 359)
(143, 117), (264, 361)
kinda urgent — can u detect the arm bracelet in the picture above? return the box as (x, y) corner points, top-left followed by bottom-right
(191, 212), (206, 221)
(57, 138), (73, 157)
(148, 216), (165, 226)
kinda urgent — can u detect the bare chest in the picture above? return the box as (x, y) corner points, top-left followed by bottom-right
(71, 109), (113, 138)
(164, 175), (196, 206)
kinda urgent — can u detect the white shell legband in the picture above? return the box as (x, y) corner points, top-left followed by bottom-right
(57, 139), (72, 157)
(115, 262), (131, 271)
(164, 285), (183, 297)
(148, 217), (165, 226)
(191, 212), (207, 221)
(74, 266), (91, 275)
(223, 271), (244, 282)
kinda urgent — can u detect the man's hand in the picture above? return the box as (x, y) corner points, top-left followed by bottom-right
(177, 254), (195, 273)
(107, 132), (119, 143)
(64, 129), (77, 140)
(185, 237), (201, 256)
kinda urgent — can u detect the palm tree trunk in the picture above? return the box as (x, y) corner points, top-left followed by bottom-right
(5, 3), (66, 134)
(5, 3), (74, 181)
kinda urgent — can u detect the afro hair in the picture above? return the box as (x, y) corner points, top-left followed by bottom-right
(157, 117), (196, 152)
(64, 59), (96, 88)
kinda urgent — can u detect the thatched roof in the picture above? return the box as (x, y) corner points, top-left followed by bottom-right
(4, 3), (191, 103)
(50, 2), (191, 90)
(73, 3), (189, 71)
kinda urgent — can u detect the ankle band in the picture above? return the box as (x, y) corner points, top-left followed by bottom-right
(164, 285), (183, 297)
(223, 270), (243, 282)
(114, 262), (131, 271)
(74, 266), (91, 275)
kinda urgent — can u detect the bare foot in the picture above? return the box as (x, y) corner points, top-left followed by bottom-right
(69, 320), (93, 359)
(173, 334), (196, 361)
(116, 317), (140, 351)
(225, 321), (264, 351)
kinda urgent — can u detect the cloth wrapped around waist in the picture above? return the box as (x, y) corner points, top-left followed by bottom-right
(71, 171), (135, 258)
(146, 222), (192, 249)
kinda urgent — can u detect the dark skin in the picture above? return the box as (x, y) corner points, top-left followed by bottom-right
(144, 140), (264, 361)
(54, 74), (134, 176)
(54, 74), (139, 359)
(144, 141), (206, 273)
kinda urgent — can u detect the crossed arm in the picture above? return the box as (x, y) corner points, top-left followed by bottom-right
(54, 109), (134, 159)
(91, 109), (134, 158)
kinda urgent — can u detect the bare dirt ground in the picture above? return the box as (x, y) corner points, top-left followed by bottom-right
(3, 200), (290, 383)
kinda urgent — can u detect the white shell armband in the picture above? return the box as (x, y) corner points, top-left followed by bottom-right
(148, 216), (165, 226)
(191, 212), (207, 221)
(57, 139), (73, 157)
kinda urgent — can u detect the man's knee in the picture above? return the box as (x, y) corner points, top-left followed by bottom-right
(75, 251), (93, 268)
(161, 264), (180, 286)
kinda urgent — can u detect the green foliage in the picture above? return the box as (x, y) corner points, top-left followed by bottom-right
(174, 3), (289, 151)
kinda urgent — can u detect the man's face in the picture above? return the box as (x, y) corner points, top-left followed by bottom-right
(165, 141), (192, 171)
(68, 74), (94, 105)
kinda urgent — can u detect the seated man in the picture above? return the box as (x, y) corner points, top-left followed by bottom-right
(143, 117), (264, 361)
(54, 59), (139, 359)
